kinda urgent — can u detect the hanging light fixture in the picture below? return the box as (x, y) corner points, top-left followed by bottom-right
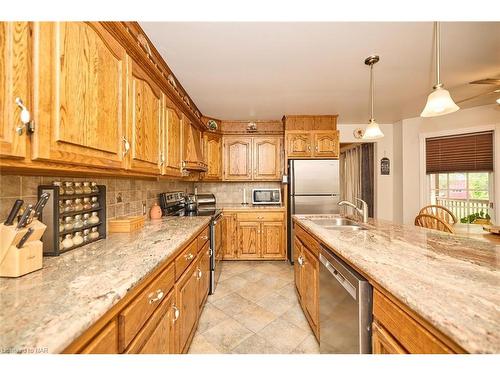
(362, 55), (384, 140)
(421, 22), (459, 117)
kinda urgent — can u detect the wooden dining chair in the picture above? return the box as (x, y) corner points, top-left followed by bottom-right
(419, 205), (458, 225)
(414, 213), (455, 234)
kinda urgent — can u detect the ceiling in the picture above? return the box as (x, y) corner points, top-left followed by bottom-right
(140, 22), (500, 123)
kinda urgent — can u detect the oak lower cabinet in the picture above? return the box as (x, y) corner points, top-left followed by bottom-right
(175, 259), (200, 353)
(371, 321), (407, 354)
(234, 211), (286, 260)
(65, 224), (210, 354)
(31, 22), (128, 169)
(201, 132), (222, 180)
(222, 213), (238, 260)
(0, 22), (30, 159)
(294, 224), (320, 340)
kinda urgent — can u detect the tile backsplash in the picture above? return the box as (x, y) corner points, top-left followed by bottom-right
(0, 174), (194, 223)
(194, 181), (283, 204)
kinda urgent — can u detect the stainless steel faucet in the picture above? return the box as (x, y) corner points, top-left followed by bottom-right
(338, 198), (369, 223)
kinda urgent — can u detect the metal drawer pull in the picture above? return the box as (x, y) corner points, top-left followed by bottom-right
(197, 268), (202, 279)
(148, 289), (164, 304)
(257, 216), (264, 219)
(201, 235), (208, 240)
(172, 304), (180, 322)
(185, 253), (194, 261)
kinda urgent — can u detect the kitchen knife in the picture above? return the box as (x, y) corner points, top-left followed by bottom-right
(4, 199), (23, 226)
(16, 204), (33, 229)
(31, 192), (50, 221)
(16, 227), (34, 249)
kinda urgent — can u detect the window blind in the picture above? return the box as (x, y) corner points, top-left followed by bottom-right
(426, 131), (494, 174)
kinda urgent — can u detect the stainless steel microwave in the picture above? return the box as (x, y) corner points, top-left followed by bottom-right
(252, 188), (281, 205)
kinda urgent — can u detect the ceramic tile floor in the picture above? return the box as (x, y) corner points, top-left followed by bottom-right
(188, 260), (320, 354)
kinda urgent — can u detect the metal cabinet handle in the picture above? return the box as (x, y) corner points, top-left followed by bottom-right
(122, 137), (130, 156)
(185, 253), (194, 261)
(315, 146), (319, 152)
(201, 235), (208, 240)
(15, 97), (34, 134)
(297, 256), (305, 266)
(257, 216), (264, 219)
(307, 146), (311, 151)
(172, 304), (180, 322)
(209, 248), (213, 256)
(160, 152), (165, 165)
(196, 268), (202, 280)
(148, 289), (164, 304)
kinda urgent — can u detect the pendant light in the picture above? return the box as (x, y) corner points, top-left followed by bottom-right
(362, 55), (384, 140)
(421, 22), (459, 117)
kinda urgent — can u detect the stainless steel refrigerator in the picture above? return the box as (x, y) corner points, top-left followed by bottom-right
(287, 159), (340, 262)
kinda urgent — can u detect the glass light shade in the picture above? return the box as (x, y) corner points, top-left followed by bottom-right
(362, 119), (384, 140)
(420, 87), (460, 117)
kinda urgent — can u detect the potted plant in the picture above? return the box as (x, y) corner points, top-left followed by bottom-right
(460, 210), (491, 225)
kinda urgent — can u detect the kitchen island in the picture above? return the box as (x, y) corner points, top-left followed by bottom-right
(293, 214), (500, 354)
(0, 216), (211, 354)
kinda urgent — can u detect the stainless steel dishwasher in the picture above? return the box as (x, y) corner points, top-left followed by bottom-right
(319, 245), (372, 353)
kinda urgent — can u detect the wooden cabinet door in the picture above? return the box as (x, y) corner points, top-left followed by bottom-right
(31, 22), (127, 169)
(372, 321), (407, 354)
(0, 22), (29, 159)
(286, 132), (312, 158)
(253, 137), (282, 180)
(261, 221), (285, 259)
(182, 118), (204, 169)
(137, 291), (176, 354)
(127, 59), (161, 175)
(162, 106), (182, 177)
(302, 247), (319, 328)
(202, 133), (222, 180)
(293, 237), (303, 299)
(222, 213), (237, 259)
(197, 243), (210, 309)
(175, 263), (199, 353)
(313, 131), (339, 158)
(223, 136), (252, 180)
(80, 320), (118, 354)
(237, 221), (260, 258)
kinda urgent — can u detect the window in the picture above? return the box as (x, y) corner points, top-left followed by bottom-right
(428, 172), (492, 223)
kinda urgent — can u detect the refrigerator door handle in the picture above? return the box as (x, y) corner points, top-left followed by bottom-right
(289, 160), (295, 196)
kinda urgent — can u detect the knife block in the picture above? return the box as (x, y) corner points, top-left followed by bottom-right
(0, 240), (43, 278)
(0, 220), (46, 278)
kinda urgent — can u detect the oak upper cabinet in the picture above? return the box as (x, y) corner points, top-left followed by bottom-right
(313, 131), (339, 158)
(161, 105), (182, 177)
(253, 137), (282, 180)
(0, 22), (30, 159)
(31, 22), (127, 169)
(223, 136), (252, 180)
(202, 133), (222, 180)
(127, 58), (161, 175)
(222, 213), (237, 260)
(286, 132), (312, 158)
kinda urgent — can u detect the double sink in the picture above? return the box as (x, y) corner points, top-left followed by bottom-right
(309, 217), (367, 231)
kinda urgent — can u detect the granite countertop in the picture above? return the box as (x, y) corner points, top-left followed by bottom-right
(0, 216), (211, 354)
(218, 203), (285, 211)
(293, 214), (500, 354)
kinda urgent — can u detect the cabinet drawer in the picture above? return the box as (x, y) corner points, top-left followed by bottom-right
(236, 211), (284, 222)
(373, 289), (454, 354)
(294, 223), (321, 256)
(197, 226), (209, 252)
(175, 239), (198, 280)
(80, 320), (118, 354)
(118, 263), (175, 351)
(124, 289), (175, 354)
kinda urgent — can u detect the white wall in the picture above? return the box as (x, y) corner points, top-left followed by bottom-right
(396, 104), (500, 224)
(338, 123), (394, 221)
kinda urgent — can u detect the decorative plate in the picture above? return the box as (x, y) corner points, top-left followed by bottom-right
(207, 120), (218, 131)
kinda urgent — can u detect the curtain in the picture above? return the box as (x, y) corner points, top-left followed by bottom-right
(340, 143), (374, 217)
